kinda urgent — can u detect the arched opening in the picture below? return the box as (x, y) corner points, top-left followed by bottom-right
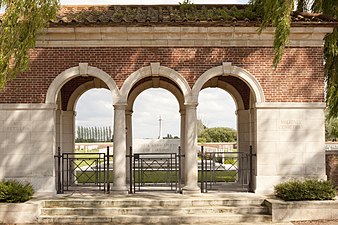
(47, 64), (119, 193)
(75, 88), (113, 144)
(197, 88), (236, 131)
(197, 86), (249, 191)
(132, 89), (180, 139)
(192, 63), (265, 192)
(122, 69), (187, 192)
(55, 76), (112, 153)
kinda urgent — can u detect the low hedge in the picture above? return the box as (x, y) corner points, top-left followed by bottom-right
(274, 179), (336, 201)
(0, 180), (34, 203)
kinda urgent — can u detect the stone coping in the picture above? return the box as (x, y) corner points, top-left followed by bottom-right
(264, 198), (338, 222)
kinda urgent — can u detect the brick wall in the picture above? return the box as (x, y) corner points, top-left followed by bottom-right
(326, 152), (338, 187)
(0, 47), (324, 104)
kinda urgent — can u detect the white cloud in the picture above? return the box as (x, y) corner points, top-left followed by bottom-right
(75, 88), (237, 139)
(75, 89), (113, 128)
(133, 89), (180, 139)
(197, 88), (236, 129)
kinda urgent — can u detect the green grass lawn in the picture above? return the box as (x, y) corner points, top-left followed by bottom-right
(74, 170), (237, 184)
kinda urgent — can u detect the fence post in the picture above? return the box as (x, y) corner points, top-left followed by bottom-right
(178, 146), (182, 193)
(56, 147), (62, 194)
(106, 146), (110, 193)
(129, 146), (133, 194)
(201, 146), (204, 193)
(249, 145), (256, 193)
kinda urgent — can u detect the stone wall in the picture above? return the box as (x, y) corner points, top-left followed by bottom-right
(326, 151), (338, 187)
(0, 104), (56, 192)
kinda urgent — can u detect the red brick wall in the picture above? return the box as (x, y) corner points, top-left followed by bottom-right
(0, 47), (324, 104)
(326, 152), (338, 187)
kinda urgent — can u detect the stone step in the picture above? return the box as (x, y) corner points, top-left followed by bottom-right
(38, 213), (272, 224)
(43, 199), (264, 208)
(41, 205), (268, 216)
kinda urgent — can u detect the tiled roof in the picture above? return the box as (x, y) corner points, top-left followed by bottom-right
(1, 4), (337, 27)
(51, 5), (338, 27)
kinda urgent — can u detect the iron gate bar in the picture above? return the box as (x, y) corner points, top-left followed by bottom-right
(249, 145), (256, 193)
(129, 150), (182, 193)
(200, 146), (253, 193)
(55, 148), (113, 193)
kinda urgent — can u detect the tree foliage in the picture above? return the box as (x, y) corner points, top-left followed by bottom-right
(325, 113), (338, 141)
(0, 0), (59, 89)
(198, 127), (237, 143)
(76, 126), (112, 143)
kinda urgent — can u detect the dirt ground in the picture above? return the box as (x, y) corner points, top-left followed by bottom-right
(293, 220), (338, 225)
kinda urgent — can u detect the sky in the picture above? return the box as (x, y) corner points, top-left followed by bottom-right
(75, 88), (237, 139)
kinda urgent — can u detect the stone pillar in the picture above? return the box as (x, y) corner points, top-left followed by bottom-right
(55, 109), (62, 149)
(61, 110), (76, 153)
(112, 104), (128, 194)
(237, 109), (251, 153)
(125, 110), (133, 183)
(183, 103), (200, 193)
(237, 109), (251, 185)
(180, 109), (186, 183)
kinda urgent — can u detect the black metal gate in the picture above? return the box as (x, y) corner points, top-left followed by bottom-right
(128, 147), (183, 193)
(55, 146), (112, 193)
(200, 145), (255, 193)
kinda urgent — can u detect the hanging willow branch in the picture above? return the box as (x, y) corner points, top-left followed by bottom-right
(0, 0), (59, 89)
(312, 0), (338, 118)
(324, 28), (338, 118)
(251, 0), (294, 68)
(252, 0), (338, 118)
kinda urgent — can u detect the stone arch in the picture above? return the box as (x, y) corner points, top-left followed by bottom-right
(201, 81), (245, 110)
(127, 80), (185, 112)
(120, 63), (191, 104)
(46, 63), (120, 105)
(66, 79), (109, 111)
(191, 62), (265, 104)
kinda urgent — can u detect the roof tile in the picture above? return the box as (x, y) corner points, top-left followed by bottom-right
(0, 4), (337, 27)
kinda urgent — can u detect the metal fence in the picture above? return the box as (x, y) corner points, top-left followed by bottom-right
(200, 145), (255, 193)
(128, 147), (183, 193)
(55, 146), (112, 193)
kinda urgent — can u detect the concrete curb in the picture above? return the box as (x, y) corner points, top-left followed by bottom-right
(265, 198), (338, 222)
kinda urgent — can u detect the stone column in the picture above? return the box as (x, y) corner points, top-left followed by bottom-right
(180, 109), (186, 183)
(55, 109), (62, 149)
(125, 110), (133, 183)
(61, 110), (76, 153)
(237, 109), (251, 154)
(112, 104), (128, 194)
(183, 103), (200, 193)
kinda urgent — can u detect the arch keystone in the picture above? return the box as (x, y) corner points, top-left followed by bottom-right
(151, 62), (161, 76)
(79, 63), (89, 76)
(223, 62), (232, 75)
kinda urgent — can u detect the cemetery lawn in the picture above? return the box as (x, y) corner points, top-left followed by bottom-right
(75, 170), (237, 183)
